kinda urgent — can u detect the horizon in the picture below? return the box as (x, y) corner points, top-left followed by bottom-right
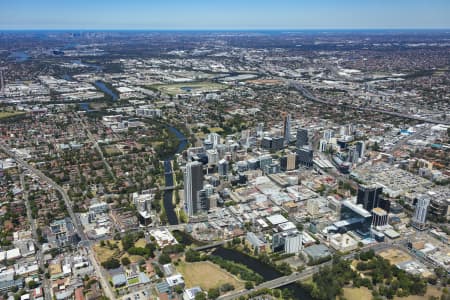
(2, 28), (450, 32)
(1, 0), (450, 30)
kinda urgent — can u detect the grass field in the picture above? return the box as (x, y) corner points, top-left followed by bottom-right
(343, 285), (444, 300)
(153, 81), (227, 95)
(378, 248), (412, 265)
(127, 277), (140, 285)
(0, 111), (26, 119)
(342, 287), (372, 300)
(177, 261), (244, 291)
(93, 240), (123, 263)
(104, 145), (121, 156)
(93, 239), (145, 264)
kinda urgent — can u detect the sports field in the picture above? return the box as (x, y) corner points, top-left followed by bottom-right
(177, 261), (244, 291)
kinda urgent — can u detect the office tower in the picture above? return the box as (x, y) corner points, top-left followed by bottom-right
(319, 139), (328, 152)
(272, 136), (285, 151)
(256, 123), (264, 137)
(356, 141), (365, 158)
(356, 184), (384, 212)
(323, 129), (333, 142)
(247, 158), (259, 170)
(203, 140), (213, 150)
(261, 136), (284, 151)
(279, 151), (296, 171)
(218, 159), (228, 177)
(371, 208), (388, 227)
(296, 146), (313, 168)
(207, 133), (221, 147)
(284, 233), (302, 254)
(0, 69), (4, 94)
(261, 137), (272, 150)
(236, 161), (248, 172)
(206, 149), (218, 165)
(197, 189), (210, 213)
(184, 162), (204, 216)
(296, 128), (308, 148)
(263, 162), (281, 175)
(282, 112), (291, 145)
(259, 155), (273, 171)
(337, 200), (372, 235)
(412, 196), (430, 230)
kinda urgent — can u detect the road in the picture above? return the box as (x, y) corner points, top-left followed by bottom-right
(388, 125), (430, 154)
(287, 80), (449, 125)
(20, 171), (52, 300)
(77, 114), (116, 180)
(0, 143), (116, 300)
(218, 242), (400, 300)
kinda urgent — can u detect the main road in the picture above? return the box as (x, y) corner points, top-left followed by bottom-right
(287, 80), (449, 126)
(77, 114), (116, 181)
(0, 143), (116, 300)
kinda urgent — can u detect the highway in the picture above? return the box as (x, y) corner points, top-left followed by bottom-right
(287, 80), (449, 126)
(388, 125), (430, 154)
(0, 143), (116, 300)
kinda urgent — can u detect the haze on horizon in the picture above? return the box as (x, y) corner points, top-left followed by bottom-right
(0, 0), (450, 30)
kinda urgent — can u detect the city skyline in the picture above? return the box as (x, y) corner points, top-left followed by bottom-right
(1, 0), (450, 30)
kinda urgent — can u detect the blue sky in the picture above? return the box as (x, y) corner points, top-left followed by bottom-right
(1, 0), (449, 30)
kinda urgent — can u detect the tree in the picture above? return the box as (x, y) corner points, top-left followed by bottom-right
(245, 281), (254, 290)
(185, 249), (201, 262)
(207, 288), (220, 299)
(158, 253), (171, 265)
(121, 257), (131, 266)
(101, 258), (120, 269)
(121, 233), (135, 251)
(27, 281), (39, 289)
(195, 292), (206, 300)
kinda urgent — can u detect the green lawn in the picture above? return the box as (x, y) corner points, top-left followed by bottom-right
(0, 111), (26, 119)
(152, 82), (227, 95)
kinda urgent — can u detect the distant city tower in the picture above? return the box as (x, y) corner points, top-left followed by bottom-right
(412, 196), (430, 230)
(282, 112), (291, 145)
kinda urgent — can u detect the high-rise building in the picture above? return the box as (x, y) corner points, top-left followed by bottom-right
(356, 141), (365, 159)
(207, 133), (221, 148)
(184, 162), (204, 216)
(280, 151), (297, 171)
(319, 139), (328, 152)
(261, 136), (284, 151)
(323, 129), (333, 142)
(356, 184), (386, 212)
(336, 200), (372, 236)
(206, 149), (219, 165)
(282, 112), (291, 145)
(296, 146), (313, 167)
(218, 159), (228, 177)
(284, 233), (302, 254)
(259, 155), (273, 170)
(371, 207), (388, 227)
(256, 123), (264, 137)
(412, 196), (430, 230)
(296, 128), (308, 148)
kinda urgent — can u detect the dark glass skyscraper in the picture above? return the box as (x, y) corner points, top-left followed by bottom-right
(184, 161), (204, 216)
(357, 184), (389, 212)
(296, 128), (308, 148)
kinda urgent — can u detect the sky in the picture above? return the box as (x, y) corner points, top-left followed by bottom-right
(1, 0), (450, 30)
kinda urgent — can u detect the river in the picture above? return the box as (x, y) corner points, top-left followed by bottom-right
(94, 80), (119, 101)
(211, 247), (312, 299)
(162, 126), (188, 225)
